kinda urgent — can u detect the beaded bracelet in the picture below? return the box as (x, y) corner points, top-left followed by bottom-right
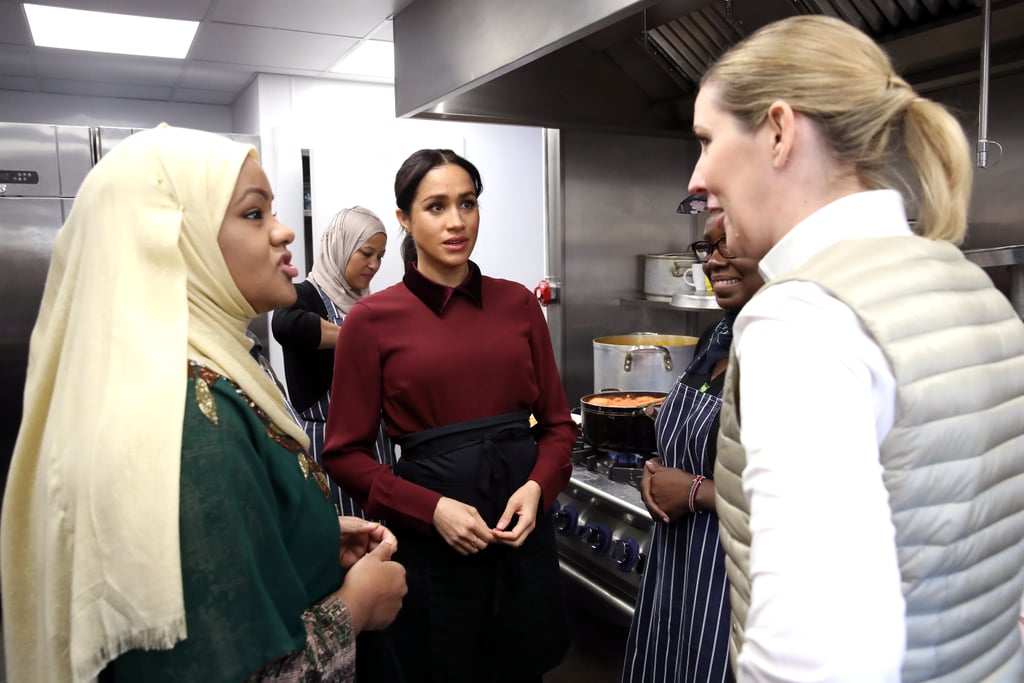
(688, 475), (706, 514)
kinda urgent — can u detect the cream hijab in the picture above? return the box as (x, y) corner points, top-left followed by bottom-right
(0, 124), (308, 683)
(306, 206), (386, 314)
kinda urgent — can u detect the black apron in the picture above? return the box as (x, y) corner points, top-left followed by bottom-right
(389, 411), (569, 683)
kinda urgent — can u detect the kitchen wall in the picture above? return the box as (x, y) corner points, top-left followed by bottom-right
(555, 129), (717, 405)
(0, 88), (233, 131)
(233, 73), (547, 383)
(551, 67), (1024, 406)
(935, 69), (1024, 253)
(0, 75), (549, 398)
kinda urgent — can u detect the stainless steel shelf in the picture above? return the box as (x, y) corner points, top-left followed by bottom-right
(963, 245), (1024, 319)
(963, 245), (1024, 268)
(620, 296), (720, 312)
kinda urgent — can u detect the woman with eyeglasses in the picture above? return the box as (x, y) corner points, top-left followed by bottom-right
(689, 15), (1024, 682)
(621, 211), (763, 683)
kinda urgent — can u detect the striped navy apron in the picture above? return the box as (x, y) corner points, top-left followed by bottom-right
(621, 376), (733, 683)
(299, 284), (394, 517)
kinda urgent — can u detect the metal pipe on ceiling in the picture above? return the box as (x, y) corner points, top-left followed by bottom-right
(976, 0), (1002, 168)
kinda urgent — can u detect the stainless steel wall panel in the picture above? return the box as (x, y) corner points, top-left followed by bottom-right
(0, 122), (264, 500)
(0, 123), (60, 197)
(548, 70), (1024, 407)
(55, 125), (94, 196)
(0, 197), (63, 475)
(96, 126), (138, 159)
(543, 128), (567, 376)
(394, 0), (666, 118)
(930, 69), (1024, 252)
(558, 130), (716, 405)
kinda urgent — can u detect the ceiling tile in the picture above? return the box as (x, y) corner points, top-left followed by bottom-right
(210, 0), (389, 38)
(170, 86), (237, 105)
(178, 60), (255, 91)
(191, 23), (358, 71)
(0, 0), (412, 105)
(32, 48), (184, 85)
(0, 0), (30, 45)
(0, 44), (34, 76)
(370, 20), (394, 41)
(0, 74), (40, 91)
(42, 77), (171, 100)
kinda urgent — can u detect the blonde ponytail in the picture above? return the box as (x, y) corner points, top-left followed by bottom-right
(703, 15), (973, 244)
(902, 97), (972, 243)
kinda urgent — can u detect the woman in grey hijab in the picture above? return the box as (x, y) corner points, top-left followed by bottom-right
(273, 206), (392, 515)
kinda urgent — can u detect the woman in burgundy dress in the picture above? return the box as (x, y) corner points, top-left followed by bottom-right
(321, 149), (577, 683)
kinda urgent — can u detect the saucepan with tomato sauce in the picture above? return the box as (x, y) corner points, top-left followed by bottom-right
(579, 391), (667, 454)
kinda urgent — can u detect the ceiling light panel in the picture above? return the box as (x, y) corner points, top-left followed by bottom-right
(24, 3), (199, 59)
(330, 40), (394, 79)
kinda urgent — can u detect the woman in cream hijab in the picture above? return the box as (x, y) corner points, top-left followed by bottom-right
(272, 206), (391, 516)
(0, 124), (405, 683)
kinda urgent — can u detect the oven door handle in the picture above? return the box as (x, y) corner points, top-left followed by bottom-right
(558, 559), (635, 621)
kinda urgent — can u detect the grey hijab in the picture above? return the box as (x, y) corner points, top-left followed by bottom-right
(307, 206), (386, 314)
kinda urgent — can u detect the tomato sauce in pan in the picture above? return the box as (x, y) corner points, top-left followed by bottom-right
(583, 394), (661, 408)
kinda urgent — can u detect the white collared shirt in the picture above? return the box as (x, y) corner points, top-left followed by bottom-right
(734, 190), (908, 682)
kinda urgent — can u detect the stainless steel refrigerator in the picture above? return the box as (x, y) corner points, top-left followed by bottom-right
(0, 123), (261, 495)
(0, 122), (92, 495)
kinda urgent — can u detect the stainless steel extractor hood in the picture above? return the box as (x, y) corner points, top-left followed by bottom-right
(394, 0), (1024, 135)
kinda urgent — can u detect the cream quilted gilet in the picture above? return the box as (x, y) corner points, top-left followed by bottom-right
(715, 235), (1024, 682)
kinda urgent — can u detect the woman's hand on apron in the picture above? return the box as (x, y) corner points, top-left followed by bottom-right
(645, 460), (692, 522)
(433, 497), (493, 556)
(491, 480), (542, 547)
(641, 458), (670, 523)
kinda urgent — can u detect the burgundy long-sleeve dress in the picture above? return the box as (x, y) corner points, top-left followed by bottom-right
(323, 261), (576, 682)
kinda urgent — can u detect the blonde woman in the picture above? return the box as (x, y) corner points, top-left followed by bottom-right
(687, 15), (1024, 682)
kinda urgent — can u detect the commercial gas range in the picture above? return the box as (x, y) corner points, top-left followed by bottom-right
(554, 440), (654, 627)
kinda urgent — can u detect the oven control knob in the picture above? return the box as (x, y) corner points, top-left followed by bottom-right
(610, 537), (640, 571)
(553, 504), (578, 535)
(634, 551), (648, 576)
(580, 523), (611, 555)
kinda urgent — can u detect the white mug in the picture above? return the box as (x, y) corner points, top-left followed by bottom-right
(682, 263), (712, 295)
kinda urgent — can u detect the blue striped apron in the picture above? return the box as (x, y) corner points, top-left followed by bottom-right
(621, 376), (733, 683)
(299, 284), (395, 517)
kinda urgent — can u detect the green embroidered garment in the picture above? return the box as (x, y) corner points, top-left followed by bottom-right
(103, 367), (348, 682)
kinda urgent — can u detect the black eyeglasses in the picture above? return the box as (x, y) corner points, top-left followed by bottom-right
(677, 194), (707, 215)
(689, 236), (734, 263)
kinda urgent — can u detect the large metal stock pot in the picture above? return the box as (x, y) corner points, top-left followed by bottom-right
(643, 253), (697, 300)
(593, 333), (698, 393)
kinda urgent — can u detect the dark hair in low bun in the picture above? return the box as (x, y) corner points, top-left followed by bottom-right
(394, 149), (483, 215)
